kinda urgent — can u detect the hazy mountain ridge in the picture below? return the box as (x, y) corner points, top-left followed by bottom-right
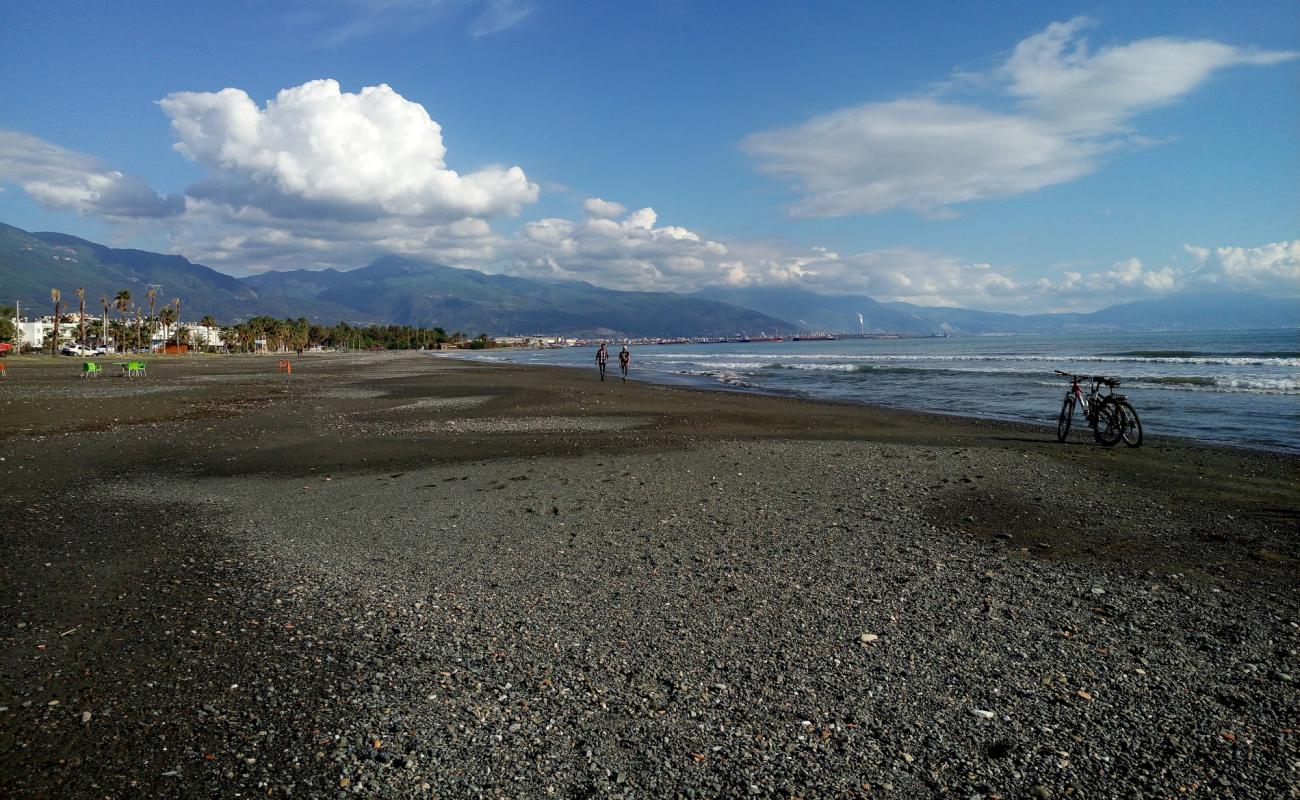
(0, 224), (791, 336)
(3, 223), (1294, 335)
(696, 286), (1298, 334)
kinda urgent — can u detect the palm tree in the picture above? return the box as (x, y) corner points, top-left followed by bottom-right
(49, 288), (62, 356)
(114, 290), (132, 353)
(171, 297), (183, 352)
(75, 288), (86, 347)
(100, 295), (110, 351)
(134, 307), (143, 352)
(158, 303), (177, 351)
(110, 319), (128, 353)
(199, 315), (217, 351)
(146, 289), (158, 352)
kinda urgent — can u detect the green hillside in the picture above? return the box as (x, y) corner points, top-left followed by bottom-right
(0, 223), (259, 318)
(246, 256), (794, 336)
(1, 223), (793, 336)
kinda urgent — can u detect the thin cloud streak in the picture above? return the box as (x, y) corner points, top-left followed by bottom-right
(294, 0), (532, 46)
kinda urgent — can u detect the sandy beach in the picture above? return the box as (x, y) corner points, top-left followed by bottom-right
(1, 351), (1296, 798)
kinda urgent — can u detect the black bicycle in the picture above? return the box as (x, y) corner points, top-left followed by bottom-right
(1054, 370), (1142, 447)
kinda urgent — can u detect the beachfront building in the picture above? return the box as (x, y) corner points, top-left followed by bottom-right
(183, 323), (226, 351)
(15, 316), (81, 350)
(10, 313), (226, 352)
(495, 335), (575, 348)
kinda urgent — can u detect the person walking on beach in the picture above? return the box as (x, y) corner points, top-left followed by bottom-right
(618, 344), (630, 381)
(595, 342), (609, 381)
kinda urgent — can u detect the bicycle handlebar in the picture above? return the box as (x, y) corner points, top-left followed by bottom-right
(1054, 370), (1120, 387)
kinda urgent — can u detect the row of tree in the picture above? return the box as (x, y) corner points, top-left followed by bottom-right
(33, 287), (216, 355)
(1, 289), (494, 354)
(222, 317), (492, 352)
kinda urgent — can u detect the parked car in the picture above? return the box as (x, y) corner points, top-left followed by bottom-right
(59, 343), (108, 356)
(0, 342), (13, 355)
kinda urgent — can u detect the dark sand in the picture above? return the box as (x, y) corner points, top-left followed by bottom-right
(1, 352), (1296, 798)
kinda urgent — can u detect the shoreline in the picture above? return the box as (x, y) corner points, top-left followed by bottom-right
(442, 350), (1300, 459)
(2, 351), (1297, 797)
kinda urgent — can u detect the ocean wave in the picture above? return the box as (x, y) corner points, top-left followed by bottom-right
(1143, 376), (1216, 387)
(670, 368), (760, 389)
(647, 352), (1300, 367)
(1105, 350), (1300, 359)
(1035, 377), (1298, 395)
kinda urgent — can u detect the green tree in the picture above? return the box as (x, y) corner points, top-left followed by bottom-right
(114, 290), (132, 353)
(110, 319), (129, 353)
(99, 294), (110, 351)
(86, 318), (104, 348)
(145, 288), (158, 350)
(49, 288), (62, 355)
(172, 297), (183, 352)
(75, 287), (87, 347)
(158, 303), (177, 351)
(0, 304), (16, 345)
(199, 315), (218, 351)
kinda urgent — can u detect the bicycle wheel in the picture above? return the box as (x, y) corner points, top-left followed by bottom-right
(1056, 395), (1074, 442)
(1093, 398), (1123, 446)
(1117, 399), (1143, 447)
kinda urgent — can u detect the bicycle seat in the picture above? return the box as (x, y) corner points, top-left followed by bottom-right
(1099, 376), (1120, 388)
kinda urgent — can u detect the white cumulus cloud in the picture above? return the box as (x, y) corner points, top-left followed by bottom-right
(1184, 240), (1300, 291)
(503, 201), (727, 290)
(743, 18), (1297, 218)
(582, 197), (627, 219)
(159, 79), (538, 221)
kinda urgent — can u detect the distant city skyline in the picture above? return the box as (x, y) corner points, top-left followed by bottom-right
(1, 1), (1297, 312)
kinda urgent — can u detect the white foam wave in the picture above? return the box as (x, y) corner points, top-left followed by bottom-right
(1034, 378), (1299, 395)
(646, 352), (1299, 367)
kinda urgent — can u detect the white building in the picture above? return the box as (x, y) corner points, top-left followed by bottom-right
(9, 314), (225, 351)
(495, 335), (575, 348)
(15, 318), (79, 350)
(185, 324), (226, 350)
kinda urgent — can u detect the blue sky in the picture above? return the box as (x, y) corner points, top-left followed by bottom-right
(1, 0), (1296, 311)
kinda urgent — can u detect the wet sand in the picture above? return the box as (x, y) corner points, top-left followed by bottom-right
(1, 351), (1296, 798)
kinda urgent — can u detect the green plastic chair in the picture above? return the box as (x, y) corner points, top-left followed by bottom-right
(82, 361), (102, 378)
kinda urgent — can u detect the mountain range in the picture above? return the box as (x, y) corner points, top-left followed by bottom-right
(693, 285), (1300, 335)
(2, 222), (1295, 335)
(0, 223), (786, 337)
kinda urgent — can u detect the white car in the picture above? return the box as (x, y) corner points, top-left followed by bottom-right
(60, 343), (104, 356)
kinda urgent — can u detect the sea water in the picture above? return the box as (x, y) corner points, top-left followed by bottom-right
(457, 329), (1300, 452)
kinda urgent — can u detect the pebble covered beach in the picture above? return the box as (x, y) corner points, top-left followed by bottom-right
(1, 351), (1296, 798)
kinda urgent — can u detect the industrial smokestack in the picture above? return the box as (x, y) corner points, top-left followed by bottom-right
(857, 312), (864, 335)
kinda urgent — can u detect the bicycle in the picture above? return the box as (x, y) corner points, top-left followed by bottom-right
(1054, 370), (1143, 447)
